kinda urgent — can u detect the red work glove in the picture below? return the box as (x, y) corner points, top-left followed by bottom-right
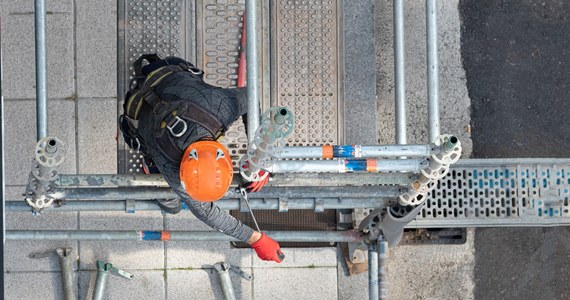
(247, 170), (270, 193)
(252, 233), (284, 263)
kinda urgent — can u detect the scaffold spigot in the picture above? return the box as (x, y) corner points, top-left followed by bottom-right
(25, 136), (66, 213)
(240, 107), (294, 182)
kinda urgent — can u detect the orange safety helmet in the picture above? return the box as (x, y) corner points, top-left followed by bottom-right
(179, 140), (233, 202)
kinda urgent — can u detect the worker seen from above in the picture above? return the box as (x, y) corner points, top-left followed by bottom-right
(120, 54), (283, 263)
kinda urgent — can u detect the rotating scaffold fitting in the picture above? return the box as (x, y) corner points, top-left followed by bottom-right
(355, 135), (462, 246)
(398, 134), (461, 206)
(240, 107), (294, 182)
(25, 136), (66, 213)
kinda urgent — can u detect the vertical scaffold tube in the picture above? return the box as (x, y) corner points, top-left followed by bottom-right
(394, 0), (406, 145)
(426, 0), (440, 143)
(246, 0), (260, 141)
(368, 243), (379, 300)
(93, 262), (109, 300)
(379, 240), (388, 300)
(56, 248), (76, 300)
(214, 262), (237, 300)
(35, 0), (48, 140)
(0, 26), (5, 292)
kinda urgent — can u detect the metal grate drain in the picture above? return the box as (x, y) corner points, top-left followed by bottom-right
(401, 228), (466, 245)
(230, 210), (338, 248)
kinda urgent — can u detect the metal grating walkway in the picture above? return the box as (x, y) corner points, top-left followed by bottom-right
(413, 159), (570, 227)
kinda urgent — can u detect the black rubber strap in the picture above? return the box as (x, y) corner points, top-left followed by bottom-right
(133, 54), (161, 80)
(155, 130), (185, 162)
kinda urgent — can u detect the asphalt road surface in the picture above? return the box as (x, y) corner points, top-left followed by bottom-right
(460, 1), (570, 299)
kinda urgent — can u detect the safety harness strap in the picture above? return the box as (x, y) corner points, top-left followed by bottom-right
(121, 55), (226, 162)
(156, 103), (226, 162)
(164, 102), (225, 137)
(126, 64), (190, 120)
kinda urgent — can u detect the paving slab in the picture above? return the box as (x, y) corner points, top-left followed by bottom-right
(252, 247), (337, 268)
(253, 267), (338, 300)
(79, 211), (165, 270)
(1, 0), (71, 14)
(167, 269), (253, 300)
(165, 213), (252, 269)
(4, 100), (77, 186)
(76, 0), (117, 98)
(4, 241), (78, 272)
(336, 245), (369, 300)
(7, 211), (78, 230)
(5, 271), (67, 300)
(2, 12), (74, 99)
(5, 210), (78, 272)
(5, 185), (26, 200)
(77, 98), (118, 173)
(79, 270), (165, 300)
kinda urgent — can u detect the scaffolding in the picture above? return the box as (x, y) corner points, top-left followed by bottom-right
(3, 0), (570, 299)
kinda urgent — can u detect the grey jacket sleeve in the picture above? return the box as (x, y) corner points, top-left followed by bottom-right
(163, 167), (254, 243)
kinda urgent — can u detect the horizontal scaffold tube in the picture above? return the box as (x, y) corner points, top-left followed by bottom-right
(46, 186), (403, 201)
(56, 174), (169, 187)
(269, 159), (427, 173)
(6, 198), (390, 212)
(277, 144), (437, 159)
(6, 230), (365, 242)
(55, 173), (413, 187)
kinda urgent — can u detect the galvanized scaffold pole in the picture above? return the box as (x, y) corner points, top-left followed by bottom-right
(245, 0), (260, 140)
(394, 0), (407, 145)
(368, 240), (389, 300)
(35, 0), (48, 140)
(6, 230), (365, 243)
(0, 13), (5, 298)
(368, 243), (379, 300)
(426, 0), (440, 142)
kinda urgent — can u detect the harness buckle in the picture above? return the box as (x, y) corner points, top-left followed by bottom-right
(130, 137), (141, 151)
(166, 116), (188, 138)
(188, 67), (203, 76)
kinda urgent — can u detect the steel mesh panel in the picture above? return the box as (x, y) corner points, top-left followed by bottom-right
(197, 0), (248, 170)
(230, 209), (337, 248)
(275, 0), (339, 146)
(418, 165), (570, 223)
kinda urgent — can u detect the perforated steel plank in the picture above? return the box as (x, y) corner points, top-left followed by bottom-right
(273, 0), (341, 146)
(411, 160), (570, 227)
(118, 0), (193, 174)
(119, 0), (342, 173)
(196, 0), (249, 170)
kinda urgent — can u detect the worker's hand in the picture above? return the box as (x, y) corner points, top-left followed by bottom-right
(247, 170), (270, 193)
(251, 233), (284, 263)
